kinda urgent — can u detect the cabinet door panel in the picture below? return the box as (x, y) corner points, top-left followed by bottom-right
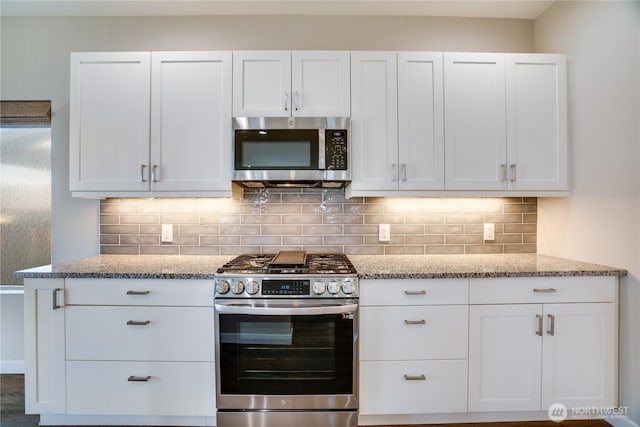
(233, 51), (291, 117)
(506, 54), (568, 191)
(292, 51), (350, 117)
(150, 51), (232, 192)
(350, 52), (398, 191)
(541, 303), (616, 409)
(444, 53), (506, 190)
(468, 304), (542, 412)
(360, 360), (467, 415)
(66, 361), (215, 416)
(398, 52), (444, 190)
(65, 306), (214, 362)
(69, 52), (151, 192)
(361, 305), (468, 360)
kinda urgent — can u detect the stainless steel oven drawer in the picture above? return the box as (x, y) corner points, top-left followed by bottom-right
(217, 410), (357, 427)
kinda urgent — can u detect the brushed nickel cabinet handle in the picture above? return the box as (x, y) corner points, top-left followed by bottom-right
(52, 288), (63, 310)
(283, 91), (289, 111)
(404, 290), (427, 296)
(401, 163), (407, 182)
(404, 374), (426, 381)
(510, 163), (517, 182)
(128, 375), (151, 382)
(151, 164), (158, 182)
(536, 314), (543, 336)
(126, 290), (150, 296)
(547, 314), (555, 336)
(533, 288), (557, 293)
(126, 320), (150, 326)
(391, 163), (397, 182)
(501, 164), (507, 182)
(294, 91), (300, 111)
(404, 319), (427, 325)
(140, 164), (147, 182)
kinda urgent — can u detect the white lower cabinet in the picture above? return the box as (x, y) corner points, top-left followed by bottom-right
(468, 277), (617, 413)
(360, 360), (468, 414)
(66, 361), (215, 416)
(359, 278), (469, 416)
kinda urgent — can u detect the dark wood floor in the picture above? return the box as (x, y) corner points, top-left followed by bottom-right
(0, 374), (611, 427)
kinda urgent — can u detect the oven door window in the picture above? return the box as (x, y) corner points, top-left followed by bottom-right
(235, 129), (319, 170)
(219, 313), (353, 395)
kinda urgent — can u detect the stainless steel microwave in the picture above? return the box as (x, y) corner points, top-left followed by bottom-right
(233, 117), (350, 188)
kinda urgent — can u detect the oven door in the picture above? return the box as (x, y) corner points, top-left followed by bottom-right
(214, 299), (358, 411)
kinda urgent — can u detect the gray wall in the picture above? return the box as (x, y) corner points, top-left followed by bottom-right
(535, 1), (640, 424)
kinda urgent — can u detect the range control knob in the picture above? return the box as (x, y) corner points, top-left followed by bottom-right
(230, 280), (245, 295)
(312, 280), (326, 295)
(341, 279), (355, 295)
(215, 279), (230, 294)
(245, 280), (260, 295)
(327, 281), (341, 295)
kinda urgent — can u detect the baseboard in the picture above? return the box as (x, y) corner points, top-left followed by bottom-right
(608, 416), (640, 427)
(0, 360), (25, 374)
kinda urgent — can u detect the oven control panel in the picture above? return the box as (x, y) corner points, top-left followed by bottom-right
(215, 276), (358, 298)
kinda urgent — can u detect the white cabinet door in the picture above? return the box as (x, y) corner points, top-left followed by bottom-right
(398, 52), (445, 190)
(506, 54), (568, 191)
(233, 51), (291, 117)
(444, 53), (506, 190)
(23, 279), (66, 414)
(291, 51), (350, 117)
(70, 52), (151, 192)
(468, 304), (542, 412)
(150, 51), (232, 192)
(350, 51), (398, 191)
(541, 303), (616, 409)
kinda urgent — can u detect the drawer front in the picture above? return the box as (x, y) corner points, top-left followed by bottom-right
(66, 306), (213, 361)
(360, 360), (467, 415)
(65, 278), (214, 306)
(360, 305), (468, 360)
(66, 361), (215, 416)
(469, 276), (617, 304)
(360, 278), (468, 306)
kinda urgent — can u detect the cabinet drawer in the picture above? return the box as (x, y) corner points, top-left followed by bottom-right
(360, 305), (468, 360)
(65, 278), (214, 306)
(360, 360), (467, 415)
(66, 360), (215, 416)
(66, 306), (213, 361)
(360, 279), (468, 306)
(469, 276), (617, 304)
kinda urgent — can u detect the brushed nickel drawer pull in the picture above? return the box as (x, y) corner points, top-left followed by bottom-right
(547, 314), (555, 336)
(126, 290), (150, 295)
(404, 374), (426, 381)
(128, 375), (151, 382)
(536, 314), (543, 336)
(533, 288), (557, 293)
(404, 319), (427, 325)
(52, 288), (63, 310)
(126, 320), (150, 326)
(404, 290), (427, 296)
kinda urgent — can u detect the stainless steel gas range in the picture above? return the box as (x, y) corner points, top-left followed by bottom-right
(214, 251), (359, 427)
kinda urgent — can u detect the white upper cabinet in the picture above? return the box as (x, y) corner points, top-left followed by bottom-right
(350, 51), (398, 192)
(70, 51), (233, 196)
(233, 50), (350, 117)
(398, 52), (445, 190)
(506, 54), (568, 191)
(444, 52), (568, 192)
(70, 52), (151, 192)
(444, 52), (507, 191)
(150, 51), (232, 192)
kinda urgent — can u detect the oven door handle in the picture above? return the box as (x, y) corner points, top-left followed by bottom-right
(214, 303), (358, 316)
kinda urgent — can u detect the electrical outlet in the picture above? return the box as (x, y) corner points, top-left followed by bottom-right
(161, 224), (173, 243)
(379, 224), (391, 242)
(483, 223), (495, 241)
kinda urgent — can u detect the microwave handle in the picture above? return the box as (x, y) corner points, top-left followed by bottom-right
(215, 303), (358, 316)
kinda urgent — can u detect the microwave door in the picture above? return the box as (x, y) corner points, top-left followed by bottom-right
(235, 129), (320, 171)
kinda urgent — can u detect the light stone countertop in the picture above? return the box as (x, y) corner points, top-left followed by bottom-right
(15, 253), (626, 280)
(348, 254), (627, 279)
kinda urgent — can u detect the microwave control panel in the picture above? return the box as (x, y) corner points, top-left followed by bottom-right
(325, 130), (348, 170)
